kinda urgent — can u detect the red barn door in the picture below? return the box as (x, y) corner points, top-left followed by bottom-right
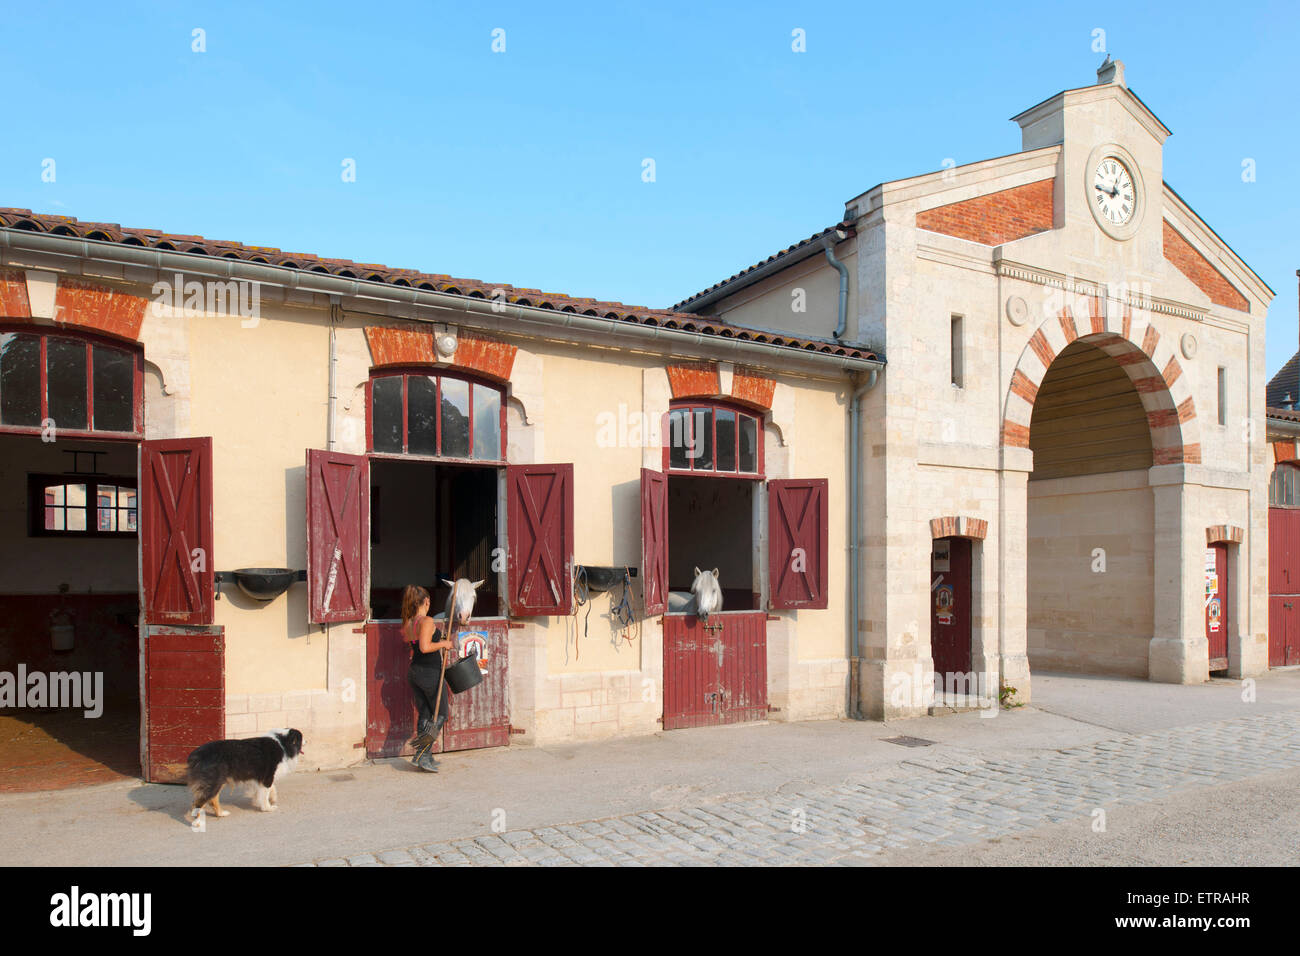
(641, 468), (668, 616)
(1269, 508), (1300, 666)
(140, 437), (221, 783)
(931, 537), (972, 679)
(365, 619), (509, 758)
(506, 464), (574, 616)
(143, 628), (224, 783)
(141, 438), (214, 625)
(1206, 544), (1229, 671)
(306, 449), (369, 624)
(662, 611), (767, 730)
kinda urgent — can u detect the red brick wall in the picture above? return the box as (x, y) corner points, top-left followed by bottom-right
(916, 179), (1055, 245)
(0, 268), (31, 317)
(1162, 221), (1249, 313)
(52, 278), (148, 341)
(363, 326), (517, 381)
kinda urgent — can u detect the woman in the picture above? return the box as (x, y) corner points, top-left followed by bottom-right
(401, 585), (455, 773)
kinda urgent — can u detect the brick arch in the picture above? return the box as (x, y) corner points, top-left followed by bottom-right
(0, 269), (147, 341)
(1000, 301), (1200, 466)
(930, 516), (988, 540)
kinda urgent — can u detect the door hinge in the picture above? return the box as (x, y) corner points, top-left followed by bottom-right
(509, 725), (527, 735)
(767, 705), (782, 713)
(353, 740), (366, 749)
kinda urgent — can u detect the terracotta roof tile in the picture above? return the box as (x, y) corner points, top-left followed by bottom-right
(0, 208), (876, 362)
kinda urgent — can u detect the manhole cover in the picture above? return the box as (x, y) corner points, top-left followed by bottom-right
(882, 735), (936, 748)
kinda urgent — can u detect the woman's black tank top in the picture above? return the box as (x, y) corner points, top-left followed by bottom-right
(406, 615), (443, 670)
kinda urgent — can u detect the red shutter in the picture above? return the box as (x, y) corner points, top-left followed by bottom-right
(141, 437), (215, 625)
(307, 449), (370, 623)
(507, 463), (574, 615)
(641, 468), (669, 616)
(768, 478), (829, 609)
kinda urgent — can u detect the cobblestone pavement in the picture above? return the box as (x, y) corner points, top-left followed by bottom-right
(298, 709), (1300, 866)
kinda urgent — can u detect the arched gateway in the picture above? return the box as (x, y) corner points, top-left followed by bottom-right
(1001, 300), (1213, 683)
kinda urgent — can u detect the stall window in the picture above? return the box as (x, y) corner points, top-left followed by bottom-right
(0, 330), (142, 436)
(665, 401), (763, 476)
(367, 370), (505, 461)
(29, 475), (137, 537)
(1270, 462), (1300, 507)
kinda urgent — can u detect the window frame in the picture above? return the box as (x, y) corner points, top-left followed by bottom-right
(364, 366), (508, 464)
(1270, 462), (1300, 508)
(0, 325), (144, 440)
(662, 399), (765, 479)
(28, 473), (139, 539)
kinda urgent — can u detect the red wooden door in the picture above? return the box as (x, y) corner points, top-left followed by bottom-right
(931, 537), (972, 679)
(141, 438), (214, 625)
(641, 468), (668, 616)
(768, 479), (829, 609)
(143, 628), (224, 783)
(507, 464), (574, 615)
(1268, 508), (1300, 666)
(1205, 544), (1229, 670)
(307, 449), (369, 623)
(662, 611), (767, 729)
(365, 619), (510, 758)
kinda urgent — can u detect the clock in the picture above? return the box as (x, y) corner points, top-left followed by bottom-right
(1085, 144), (1144, 240)
(1092, 157), (1135, 225)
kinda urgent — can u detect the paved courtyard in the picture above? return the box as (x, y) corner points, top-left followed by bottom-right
(2, 671), (1298, 867)
(302, 707), (1300, 866)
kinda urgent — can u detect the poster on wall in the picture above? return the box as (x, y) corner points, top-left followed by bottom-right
(1207, 597), (1222, 633)
(935, 584), (955, 625)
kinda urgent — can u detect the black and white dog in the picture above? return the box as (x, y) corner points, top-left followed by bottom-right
(186, 728), (303, 828)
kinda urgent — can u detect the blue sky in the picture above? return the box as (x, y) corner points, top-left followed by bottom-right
(2, 1), (1297, 373)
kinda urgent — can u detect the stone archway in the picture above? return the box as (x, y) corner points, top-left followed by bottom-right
(1000, 301), (1208, 684)
(1001, 300), (1200, 463)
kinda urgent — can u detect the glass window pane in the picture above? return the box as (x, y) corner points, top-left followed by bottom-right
(67, 508), (87, 531)
(668, 409), (689, 469)
(371, 376), (403, 453)
(716, 409), (737, 471)
(123, 509), (137, 531)
(473, 385), (502, 459)
(97, 484), (116, 531)
(66, 483), (86, 508)
(407, 376), (438, 455)
(92, 345), (134, 432)
(691, 408), (713, 470)
(0, 332), (41, 426)
(440, 377), (470, 458)
(49, 484), (65, 506)
(739, 415), (758, 473)
(47, 338), (88, 430)
(46, 507), (63, 531)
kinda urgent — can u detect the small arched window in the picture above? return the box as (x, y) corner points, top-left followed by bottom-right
(0, 327), (142, 437)
(367, 369), (505, 462)
(664, 400), (763, 476)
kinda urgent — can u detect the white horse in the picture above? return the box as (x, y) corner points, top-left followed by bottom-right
(442, 577), (484, 636)
(667, 566), (722, 621)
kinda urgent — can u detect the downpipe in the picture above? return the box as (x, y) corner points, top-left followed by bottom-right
(848, 370), (878, 720)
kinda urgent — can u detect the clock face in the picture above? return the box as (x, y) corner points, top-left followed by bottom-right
(1092, 157), (1136, 226)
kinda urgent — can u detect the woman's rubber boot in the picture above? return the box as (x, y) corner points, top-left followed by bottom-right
(413, 743), (439, 773)
(410, 718), (435, 749)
